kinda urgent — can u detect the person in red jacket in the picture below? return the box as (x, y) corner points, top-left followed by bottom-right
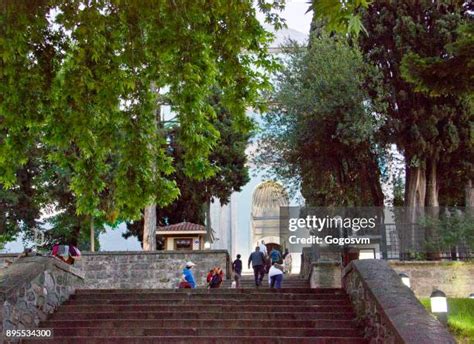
(208, 267), (224, 288)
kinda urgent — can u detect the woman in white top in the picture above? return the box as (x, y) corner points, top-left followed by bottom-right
(268, 262), (284, 289)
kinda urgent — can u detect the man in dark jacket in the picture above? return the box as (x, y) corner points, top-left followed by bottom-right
(248, 246), (265, 286)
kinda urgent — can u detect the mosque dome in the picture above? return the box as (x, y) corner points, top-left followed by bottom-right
(252, 181), (288, 214)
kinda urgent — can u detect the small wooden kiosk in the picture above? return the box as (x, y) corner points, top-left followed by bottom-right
(156, 222), (207, 251)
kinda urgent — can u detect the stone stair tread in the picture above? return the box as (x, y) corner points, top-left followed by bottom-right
(69, 294), (348, 300)
(23, 336), (368, 344)
(40, 326), (357, 337)
(75, 286), (334, 294)
(41, 319), (358, 328)
(64, 299), (351, 305)
(56, 304), (355, 312)
(49, 311), (355, 320)
(74, 288), (340, 294)
(35, 327), (363, 337)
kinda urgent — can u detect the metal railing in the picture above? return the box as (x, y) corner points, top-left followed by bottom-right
(374, 223), (473, 261)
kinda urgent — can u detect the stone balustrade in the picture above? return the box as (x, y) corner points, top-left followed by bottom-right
(0, 256), (84, 342)
(342, 259), (455, 344)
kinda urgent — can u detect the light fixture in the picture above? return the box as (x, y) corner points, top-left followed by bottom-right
(398, 273), (410, 288)
(358, 249), (376, 259)
(204, 241), (211, 249)
(430, 289), (448, 326)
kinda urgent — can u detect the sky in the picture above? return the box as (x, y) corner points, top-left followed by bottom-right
(283, 0), (313, 33)
(1, 1), (313, 254)
(257, 0), (313, 35)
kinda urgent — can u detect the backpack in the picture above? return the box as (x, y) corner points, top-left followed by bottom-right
(271, 250), (282, 263)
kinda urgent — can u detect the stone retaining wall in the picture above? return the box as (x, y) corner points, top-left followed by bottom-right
(0, 256), (84, 342)
(389, 261), (474, 298)
(342, 260), (455, 344)
(304, 258), (474, 297)
(73, 250), (230, 289)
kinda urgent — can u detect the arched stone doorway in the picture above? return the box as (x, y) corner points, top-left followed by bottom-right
(251, 181), (288, 252)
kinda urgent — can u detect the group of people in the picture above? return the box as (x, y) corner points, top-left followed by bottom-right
(178, 242), (292, 289)
(206, 267), (224, 288)
(178, 261), (225, 289)
(51, 241), (82, 265)
(247, 241), (292, 288)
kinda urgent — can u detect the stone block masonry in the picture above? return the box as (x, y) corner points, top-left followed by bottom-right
(389, 261), (474, 298)
(307, 260), (474, 296)
(342, 259), (455, 344)
(0, 256), (84, 343)
(309, 261), (341, 288)
(73, 250), (230, 289)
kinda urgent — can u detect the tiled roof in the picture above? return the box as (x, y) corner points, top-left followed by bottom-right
(157, 222), (206, 232)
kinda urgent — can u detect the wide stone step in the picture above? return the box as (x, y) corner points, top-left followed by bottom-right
(74, 288), (333, 294)
(24, 335), (367, 344)
(69, 293), (348, 301)
(56, 304), (355, 313)
(49, 311), (355, 321)
(233, 281), (309, 284)
(223, 285), (310, 289)
(224, 279), (308, 284)
(41, 319), (356, 329)
(35, 327), (362, 337)
(63, 298), (351, 306)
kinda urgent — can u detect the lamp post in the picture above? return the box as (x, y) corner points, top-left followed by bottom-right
(399, 273), (410, 288)
(430, 289), (448, 326)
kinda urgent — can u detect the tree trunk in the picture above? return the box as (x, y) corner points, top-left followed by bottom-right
(466, 179), (474, 208)
(425, 157), (441, 260)
(365, 150), (385, 206)
(403, 162), (426, 260)
(205, 199), (212, 248)
(142, 83), (160, 251)
(90, 217), (95, 252)
(143, 205), (157, 251)
(426, 158), (439, 207)
(405, 163), (427, 208)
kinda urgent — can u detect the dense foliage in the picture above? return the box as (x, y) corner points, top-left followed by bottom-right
(0, 1), (283, 244)
(310, 0), (473, 207)
(125, 93), (253, 243)
(401, 21), (474, 97)
(359, 0), (472, 207)
(255, 29), (385, 206)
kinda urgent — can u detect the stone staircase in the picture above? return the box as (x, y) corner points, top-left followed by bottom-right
(25, 276), (366, 343)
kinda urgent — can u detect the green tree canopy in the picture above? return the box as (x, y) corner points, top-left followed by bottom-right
(125, 92), (253, 244)
(308, 0), (370, 36)
(255, 30), (385, 207)
(0, 1), (282, 241)
(401, 20), (474, 97)
(358, 0), (471, 208)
